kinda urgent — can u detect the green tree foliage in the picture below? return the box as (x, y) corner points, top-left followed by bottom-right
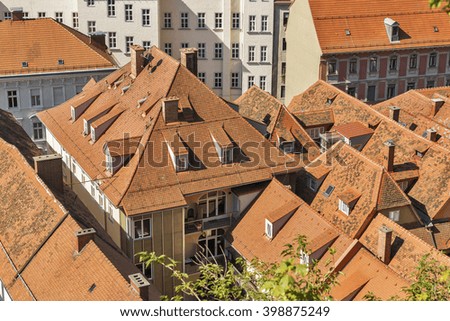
(429, 0), (450, 12)
(137, 236), (339, 301)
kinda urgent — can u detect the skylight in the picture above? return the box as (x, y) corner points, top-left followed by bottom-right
(323, 185), (335, 198)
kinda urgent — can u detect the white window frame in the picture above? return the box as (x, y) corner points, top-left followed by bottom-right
(142, 41), (151, 50)
(125, 36), (134, 53)
(87, 0), (95, 6)
(429, 52), (437, 68)
(339, 199), (350, 215)
(231, 73), (240, 89)
(181, 12), (189, 28)
(125, 4), (133, 22)
(142, 9), (151, 26)
(32, 120), (44, 141)
(249, 15), (256, 32)
(259, 76), (266, 91)
(107, 0), (116, 17)
(265, 219), (273, 239)
(198, 72), (206, 83)
(215, 13), (223, 29)
(232, 13), (240, 29)
(108, 32), (117, 49)
(197, 12), (206, 28)
(87, 20), (96, 34)
(72, 12), (79, 29)
(389, 210), (400, 222)
(260, 46), (268, 62)
(133, 217), (152, 239)
(198, 43), (206, 58)
(248, 76), (255, 88)
(164, 12), (172, 28)
(30, 88), (42, 107)
(248, 46), (255, 62)
(232, 43), (239, 59)
(164, 43), (172, 56)
(308, 176), (318, 191)
(261, 15), (268, 32)
(55, 12), (63, 23)
(214, 43), (223, 59)
(214, 72), (222, 88)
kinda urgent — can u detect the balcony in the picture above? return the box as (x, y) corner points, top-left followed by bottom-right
(185, 212), (235, 234)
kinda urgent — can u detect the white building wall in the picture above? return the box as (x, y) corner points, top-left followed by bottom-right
(77, 0), (160, 66)
(0, 70), (113, 150)
(0, 279), (12, 301)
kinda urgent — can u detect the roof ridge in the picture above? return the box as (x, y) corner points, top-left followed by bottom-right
(314, 10), (440, 20)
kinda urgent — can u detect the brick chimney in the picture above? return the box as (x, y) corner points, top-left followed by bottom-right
(389, 106), (400, 122)
(431, 98), (444, 116)
(129, 273), (151, 301)
(75, 228), (96, 253)
(11, 8), (24, 21)
(377, 225), (392, 264)
(426, 128), (437, 142)
(383, 140), (395, 172)
(131, 45), (146, 78)
(180, 48), (198, 75)
(89, 32), (107, 51)
(33, 154), (63, 194)
(162, 97), (179, 123)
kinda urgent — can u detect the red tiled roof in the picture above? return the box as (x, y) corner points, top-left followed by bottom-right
(334, 122), (374, 139)
(308, 0), (450, 54)
(0, 18), (116, 76)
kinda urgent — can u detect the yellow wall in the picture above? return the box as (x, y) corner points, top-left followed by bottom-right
(285, 0), (323, 104)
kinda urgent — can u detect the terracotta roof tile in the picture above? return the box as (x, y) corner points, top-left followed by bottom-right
(294, 109), (335, 127)
(409, 221), (450, 251)
(309, 0), (450, 54)
(334, 122), (374, 139)
(0, 18), (116, 75)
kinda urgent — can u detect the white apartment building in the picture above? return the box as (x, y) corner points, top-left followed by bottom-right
(0, 0), (277, 100)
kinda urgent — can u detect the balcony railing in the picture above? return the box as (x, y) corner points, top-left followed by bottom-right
(185, 212), (235, 234)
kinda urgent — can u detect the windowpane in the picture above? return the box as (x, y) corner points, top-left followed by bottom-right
(198, 43), (206, 58)
(214, 72), (222, 88)
(108, 32), (117, 48)
(214, 43), (222, 59)
(142, 9), (151, 26)
(164, 12), (172, 28)
(107, 0), (116, 17)
(198, 12), (205, 28)
(232, 13), (240, 29)
(33, 122), (44, 140)
(261, 15), (268, 32)
(181, 12), (189, 28)
(249, 15), (256, 31)
(125, 36), (134, 53)
(232, 43), (239, 59)
(215, 13), (223, 29)
(72, 12), (79, 29)
(30, 89), (41, 107)
(125, 4), (133, 21)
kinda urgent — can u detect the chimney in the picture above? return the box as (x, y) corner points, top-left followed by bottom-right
(75, 228), (96, 253)
(180, 48), (198, 75)
(383, 140), (395, 172)
(33, 154), (63, 193)
(431, 98), (444, 116)
(162, 97), (179, 123)
(11, 8), (24, 21)
(131, 45), (146, 78)
(389, 106), (400, 122)
(377, 225), (392, 264)
(129, 273), (151, 301)
(89, 32), (107, 51)
(426, 128), (437, 142)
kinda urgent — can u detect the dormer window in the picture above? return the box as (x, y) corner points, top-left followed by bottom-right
(339, 199), (350, 215)
(83, 119), (89, 135)
(384, 18), (400, 42)
(210, 127), (234, 164)
(122, 85), (130, 94)
(308, 176), (318, 192)
(389, 210), (400, 222)
(22, 61), (28, 68)
(71, 106), (76, 121)
(265, 219), (273, 239)
(176, 155), (188, 171)
(58, 59), (64, 65)
(165, 131), (189, 172)
(222, 148), (233, 164)
(281, 141), (295, 154)
(299, 250), (310, 266)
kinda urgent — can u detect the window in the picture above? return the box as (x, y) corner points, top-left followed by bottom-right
(369, 56), (378, 72)
(98, 192), (104, 209)
(164, 43), (172, 56)
(389, 210), (400, 222)
(142, 9), (150, 26)
(427, 80), (435, 88)
(282, 38), (287, 51)
(265, 219), (273, 238)
(198, 228), (225, 257)
(87, 21), (96, 34)
(107, 0), (115, 17)
(214, 73), (222, 88)
(181, 42), (189, 49)
(198, 12), (206, 28)
(72, 13), (79, 29)
(232, 43), (239, 59)
(30, 89), (41, 107)
(299, 250), (310, 266)
(327, 59), (337, 74)
(248, 46), (255, 62)
(198, 43), (206, 58)
(307, 127), (325, 139)
(215, 13), (223, 29)
(389, 56), (398, 71)
(135, 261), (152, 279)
(349, 58), (357, 74)
(231, 73), (240, 88)
(7, 90), (18, 108)
(308, 176), (318, 191)
(108, 32), (117, 48)
(22, 12), (29, 18)
(38, 12), (46, 18)
(87, 0), (95, 6)
(280, 86), (285, 98)
(283, 12), (289, 26)
(249, 15), (256, 31)
(248, 76), (255, 88)
(176, 156), (188, 171)
(142, 41), (151, 50)
(198, 72), (206, 83)
(125, 36), (134, 53)
(323, 185), (335, 197)
(164, 12), (172, 28)
(125, 4), (133, 21)
(407, 82), (415, 91)
(181, 12), (189, 28)
(259, 76), (266, 91)
(339, 199), (350, 215)
(261, 15), (268, 32)
(399, 181), (409, 191)
(214, 43), (222, 59)
(3, 12), (11, 20)
(387, 84), (396, 99)
(232, 13), (240, 29)
(133, 218), (151, 239)
(409, 54), (417, 69)
(281, 141), (294, 154)
(90, 183), (96, 197)
(55, 12), (63, 23)
(429, 53), (437, 67)
(367, 85), (376, 101)
(347, 87), (356, 97)
(53, 87), (64, 105)
(260, 46), (267, 62)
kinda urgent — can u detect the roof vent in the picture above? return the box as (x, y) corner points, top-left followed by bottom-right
(137, 97), (148, 108)
(122, 85), (130, 95)
(58, 59), (64, 65)
(75, 228), (96, 253)
(22, 61), (28, 68)
(345, 29), (351, 36)
(434, 26), (439, 32)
